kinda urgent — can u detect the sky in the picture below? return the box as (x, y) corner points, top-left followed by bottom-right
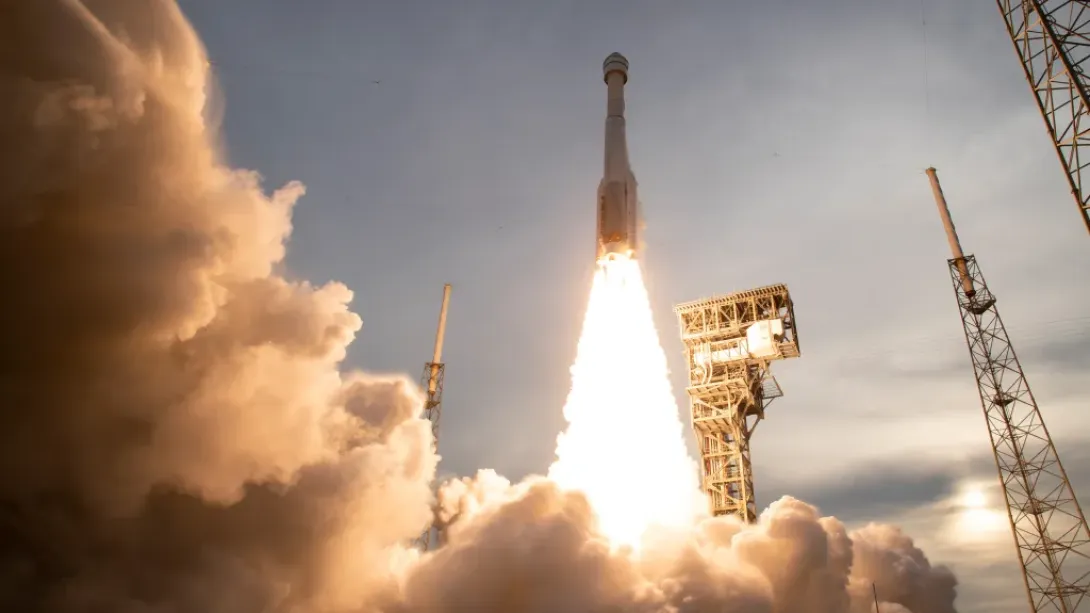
(178, 2), (1089, 612)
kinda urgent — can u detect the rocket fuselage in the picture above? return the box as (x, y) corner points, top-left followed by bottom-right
(596, 52), (639, 260)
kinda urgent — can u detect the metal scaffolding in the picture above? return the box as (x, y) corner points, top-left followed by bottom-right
(414, 284), (451, 552)
(997, 0), (1090, 234)
(927, 168), (1090, 613)
(674, 285), (800, 522)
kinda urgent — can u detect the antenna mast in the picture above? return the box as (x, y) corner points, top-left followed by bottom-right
(414, 283), (451, 551)
(926, 168), (1090, 613)
(997, 1), (1090, 234)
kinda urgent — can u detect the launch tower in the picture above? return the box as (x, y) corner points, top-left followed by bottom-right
(997, 1), (1090, 234)
(926, 168), (1089, 613)
(674, 285), (800, 521)
(414, 284), (452, 551)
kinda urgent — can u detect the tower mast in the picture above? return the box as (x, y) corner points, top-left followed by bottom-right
(674, 285), (800, 521)
(926, 168), (1090, 613)
(414, 283), (451, 551)
(997, 1), (1090, 234)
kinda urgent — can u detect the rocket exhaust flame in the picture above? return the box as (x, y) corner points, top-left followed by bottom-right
(548, 254), (703, 550)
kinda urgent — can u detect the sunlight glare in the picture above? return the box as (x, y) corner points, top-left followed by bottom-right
(953, 483), (1007, 539)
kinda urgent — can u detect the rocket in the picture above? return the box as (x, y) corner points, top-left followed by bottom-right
(596, 52), (640, 261)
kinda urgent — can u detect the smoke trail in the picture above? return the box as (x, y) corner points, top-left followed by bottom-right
(0, 2), (960, 612)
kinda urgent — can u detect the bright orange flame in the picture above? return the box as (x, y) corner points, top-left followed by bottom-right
(548, 255), (703, 550)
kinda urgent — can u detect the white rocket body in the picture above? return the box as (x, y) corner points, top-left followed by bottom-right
(596, 52), (639, 261)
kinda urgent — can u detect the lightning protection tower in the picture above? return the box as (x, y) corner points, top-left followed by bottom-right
(414, 283), (451, 552)
(926, 167), (1090, 613)
(674, 285), (800, 522)
(997, 1), (1090, 234)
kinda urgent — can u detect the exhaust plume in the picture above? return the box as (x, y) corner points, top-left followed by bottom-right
(548, 255), (704, 550)
(0, 2), (960, 612)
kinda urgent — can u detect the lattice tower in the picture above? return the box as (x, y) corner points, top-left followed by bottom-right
(997, 0), (1090, 234)
(927, 168), (1089, 613)
(414, 284), (451, 552)
(674, 285), (800, 522)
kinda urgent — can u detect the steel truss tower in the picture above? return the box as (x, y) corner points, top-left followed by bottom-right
(997, 0), (1090, 234)
(927, 168), (1090, 613)
(414, 284), (452, 552)
(674, 286), (800, 522)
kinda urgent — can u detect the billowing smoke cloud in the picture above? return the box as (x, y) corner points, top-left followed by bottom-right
(0, 1), (434, 610)
(0, 2), (959, 612)
(415, 477), (958, 613)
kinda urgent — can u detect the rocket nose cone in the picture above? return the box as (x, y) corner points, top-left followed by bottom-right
(602, 52), (629, 83)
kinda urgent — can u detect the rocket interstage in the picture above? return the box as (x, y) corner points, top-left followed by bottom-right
(596, 52), (640, 261)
